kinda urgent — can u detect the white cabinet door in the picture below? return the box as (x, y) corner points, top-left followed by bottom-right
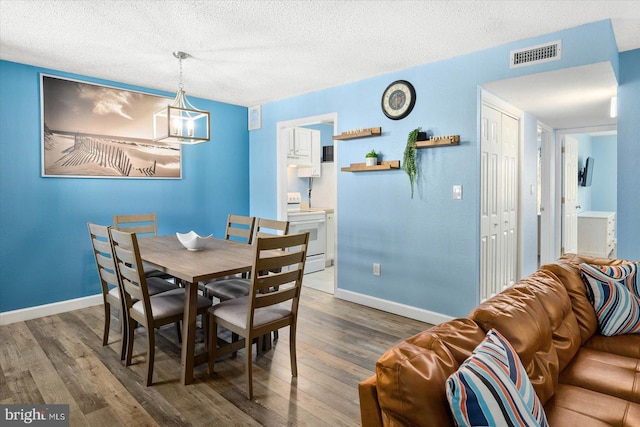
(297, 129), (321, 177)
(287, 127), (315, 166)
(562, 136), (579, 255)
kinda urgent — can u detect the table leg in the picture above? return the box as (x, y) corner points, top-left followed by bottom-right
(181, 280), (198, 385)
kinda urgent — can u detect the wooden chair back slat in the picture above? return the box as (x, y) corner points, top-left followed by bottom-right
(225, 214), (256, 244)
(88, 223), (120, 295)
(110, 229), (152, 323)
(113, 213), (158, 238)
(247, 232), (308, 319)
(255, 218), (290, 238)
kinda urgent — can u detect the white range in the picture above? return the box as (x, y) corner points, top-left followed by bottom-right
(287, 192), (326, 274)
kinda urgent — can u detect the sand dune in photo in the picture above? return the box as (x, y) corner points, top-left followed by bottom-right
(43, 130), (180, 178)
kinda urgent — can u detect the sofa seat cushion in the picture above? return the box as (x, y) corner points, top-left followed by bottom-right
(446, 329), (548, 427)
(585, 333), (640, 359)
(559, 347), (640, 403)
(544, 383), (640, 426)
(375, 319), (485, 427)
(580, 262), (640, 336)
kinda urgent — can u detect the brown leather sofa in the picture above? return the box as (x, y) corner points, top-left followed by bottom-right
(359, 254), (640, 426)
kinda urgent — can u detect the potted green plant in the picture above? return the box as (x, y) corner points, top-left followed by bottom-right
(403, 127), (421, 198)
(365, 149), (378, 166)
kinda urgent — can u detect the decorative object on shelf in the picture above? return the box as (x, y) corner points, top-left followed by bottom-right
(341, 160), (400, 172)
(248, 105), (261, 130)
(176, 231), (213, 251)
(365, 149), (378, 166)
(416, 135), (460, 148)
(333, 127), (382, 140)
(403, 127), (421, 198)
(381, 80), (416, 120)
(153, 51), (210, 145)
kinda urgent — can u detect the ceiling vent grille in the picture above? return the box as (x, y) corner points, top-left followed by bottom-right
(510, 40), (562, 68)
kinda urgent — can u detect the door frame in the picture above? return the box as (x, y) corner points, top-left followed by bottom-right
(276, 112), (339, 292)
(554, 124), (617, 259)
(538, 121), (555, 266)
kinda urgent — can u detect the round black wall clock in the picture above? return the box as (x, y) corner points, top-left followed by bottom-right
(381, 80), (416, 120)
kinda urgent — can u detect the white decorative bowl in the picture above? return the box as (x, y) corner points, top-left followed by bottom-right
(176, 231), (212, 251)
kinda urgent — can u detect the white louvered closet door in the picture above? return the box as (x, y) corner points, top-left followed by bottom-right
(480, 104), (519, 302)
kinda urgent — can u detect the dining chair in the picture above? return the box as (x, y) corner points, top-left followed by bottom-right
(110, 228), (211, 386)
(87, 222), (128, 360)
(207, 231), (309, 400)
(113, 213), (172, 280)
(203, 217), (291, 303)
(88, 222), (179, 360)
(201, 214), (256, 301)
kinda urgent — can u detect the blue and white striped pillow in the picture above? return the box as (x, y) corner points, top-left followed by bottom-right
(579, 262), (640, 336)
(446, 329), (548, 427)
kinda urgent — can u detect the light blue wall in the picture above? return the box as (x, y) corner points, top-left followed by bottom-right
(250, 20), (621, 318)
(591, 135), (617, 213)
(0, 60), (250, 312)
(617, 48), (640, 259)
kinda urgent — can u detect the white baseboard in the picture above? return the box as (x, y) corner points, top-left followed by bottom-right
(334, 288), (454, 326)
(0, 294), (103, 325)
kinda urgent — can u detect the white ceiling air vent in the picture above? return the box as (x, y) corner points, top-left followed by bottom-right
(510, 40), (562, 68)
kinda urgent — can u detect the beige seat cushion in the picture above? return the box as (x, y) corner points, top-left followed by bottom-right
(209, 295), (291, 329)
(132, 288), (210, 319)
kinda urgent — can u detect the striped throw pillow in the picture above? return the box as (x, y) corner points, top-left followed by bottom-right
(446, 329), (548, 427)
(579, 262), (640, 336)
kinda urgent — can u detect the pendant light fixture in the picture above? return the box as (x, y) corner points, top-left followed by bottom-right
(153, 51), (210, 144)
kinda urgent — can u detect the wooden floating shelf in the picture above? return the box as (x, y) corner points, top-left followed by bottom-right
(341, 160), (400, 172)
(333, 127), (382, 140)
(416, 135), (460, 148)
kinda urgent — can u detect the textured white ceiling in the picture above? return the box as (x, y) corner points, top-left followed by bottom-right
(1, 0), (639, 108)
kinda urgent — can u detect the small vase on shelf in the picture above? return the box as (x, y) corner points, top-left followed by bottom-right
(365, 150), (378, 167)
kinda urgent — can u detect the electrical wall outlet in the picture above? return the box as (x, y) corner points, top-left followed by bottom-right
(373, 263), (381, 276)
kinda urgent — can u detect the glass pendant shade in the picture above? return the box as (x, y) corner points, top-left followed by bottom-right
(153, 52), (210, 144)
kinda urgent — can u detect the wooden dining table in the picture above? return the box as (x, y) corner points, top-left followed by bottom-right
(137, 234), (258, 385)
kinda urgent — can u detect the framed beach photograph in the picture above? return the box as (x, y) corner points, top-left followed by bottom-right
(41, 74), (181, 178)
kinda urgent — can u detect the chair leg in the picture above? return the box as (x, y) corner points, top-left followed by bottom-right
(289, 324), (297, 377)
(102, 302), (111, 347)
(231, 332), (239, 358)
(125, 318), (135, 366)
(207, 318), (217, 375)
(246, 334), (253, 400)
(118, 309), (127, 361)
(175, 321), (182, 343)
(145, 327), (155, 386)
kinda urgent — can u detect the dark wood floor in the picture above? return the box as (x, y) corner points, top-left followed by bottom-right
(0, 287), (431, 426)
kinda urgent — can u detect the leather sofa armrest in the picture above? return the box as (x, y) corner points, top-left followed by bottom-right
(359, 375), (383, 427)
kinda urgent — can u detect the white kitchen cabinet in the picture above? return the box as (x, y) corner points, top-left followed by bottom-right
(287, 127), (317, 167)
(325, 212), (334, 266)
(577, 211), (616, 258)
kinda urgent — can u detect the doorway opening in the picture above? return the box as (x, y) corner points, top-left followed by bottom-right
(558, 126), (618, 259)
(276, 113), (338, 295)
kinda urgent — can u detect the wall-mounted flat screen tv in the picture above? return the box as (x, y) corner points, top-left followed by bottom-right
(579, 156), (595, 187)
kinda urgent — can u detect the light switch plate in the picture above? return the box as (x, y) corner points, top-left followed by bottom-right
(453, 185), (463, 200)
